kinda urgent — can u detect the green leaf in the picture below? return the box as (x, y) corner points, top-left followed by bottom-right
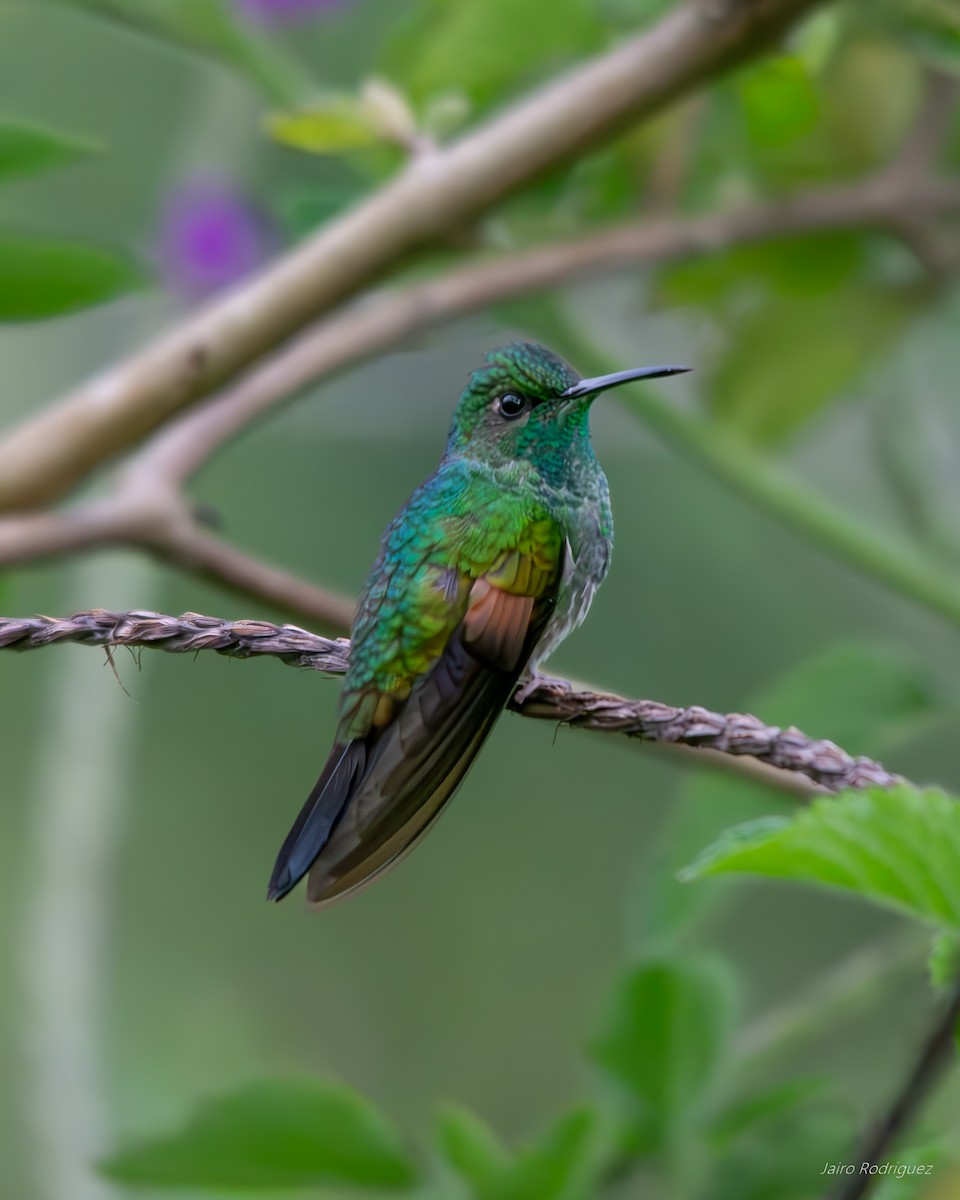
(683, 785), (960, 930)
(589, 957), (735, 1147)
(660, 232), (866, 308)
(494, 1110), (600, 1200)
(437, 1108), (600, 1200)
(630, 643), (934, 948)
(388, 0), (604, 109)
(597, 0), (674, 28)
(872, 1144), (947, 1199)
(99, 1078), (417, 1191)
(711, 287), (912, 445)
(929, 930), (960, 988)
(266, 79), (418, 158)
(794, 10), (842, 73)
(872, 0), (960, 73)
(747, 643), (937, 758)
(42, 0), (310, 106)
(436, 1105), (508, 1193)
(736, 56), (820, 147)
(708, 1107), (851, 1200)
(709, 1077), (827, 1146)
(274, 181), (370, 239)
(0, 229), (144, 320)
(0, 119), (98, 183)
(266, 102), (380, 154)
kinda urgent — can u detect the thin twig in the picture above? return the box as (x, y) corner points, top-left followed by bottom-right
(830, 981), (960, 1200)
(0, 610), (902, 798)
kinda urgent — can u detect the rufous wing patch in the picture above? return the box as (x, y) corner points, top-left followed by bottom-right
(462, 577), (535, 671)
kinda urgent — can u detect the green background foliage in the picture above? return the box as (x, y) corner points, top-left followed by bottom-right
(2, 0), (960, 1197)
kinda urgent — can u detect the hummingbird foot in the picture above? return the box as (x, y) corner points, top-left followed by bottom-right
(513, 672), (573, 706)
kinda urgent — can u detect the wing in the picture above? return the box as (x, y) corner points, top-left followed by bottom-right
(267, 463), (564, 907)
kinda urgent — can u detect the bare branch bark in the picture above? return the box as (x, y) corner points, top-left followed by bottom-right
(0, 610), (902, 799)
(0, 0), (826, 513)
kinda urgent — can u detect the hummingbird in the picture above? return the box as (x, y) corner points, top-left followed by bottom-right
(268, 342), (688, 907)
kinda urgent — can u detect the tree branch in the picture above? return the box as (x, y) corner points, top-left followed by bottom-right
(127, 174), (960, 487)
(0, 488), (354, 632)
(881, 69), (960, 282)
(0, 0), (826, 513)
(0, 610), (902, 799)
(3, 171), (960, 630)
(830, 980), (960, 1200)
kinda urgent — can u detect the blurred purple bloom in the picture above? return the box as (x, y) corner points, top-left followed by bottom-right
(157, 177), (270, 301)
(236, 0), (350, 25)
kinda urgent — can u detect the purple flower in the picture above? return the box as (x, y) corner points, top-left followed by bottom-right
(235, 0), (350, 25)
(157, 177), (270, 301)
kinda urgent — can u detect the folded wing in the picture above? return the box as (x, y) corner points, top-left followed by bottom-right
(268, 496), (563, 908)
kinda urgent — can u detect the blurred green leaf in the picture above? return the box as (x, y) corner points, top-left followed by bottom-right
(709, 1077), (827, 1146)
(928, 930), (960, 988)
(436, 1105), (508, 1193)
(266, 102), (380, 155)
(0, 229), (144, 320)
(627, 782), (779, 952)
(491, 1110), (600, 1200)
(597, 0), (673, 28)
(267, 80), (418, 157)
(794, 10), (843, 73)
(274, 181), (369, 238)
(100, 1078), (418, 1191)
(746, 642), (937, 757)
(589, 957), (735, 1148)
(437, 1108), (600, 1200)
(0, 119), (98, 183)
(632, 642), (934, 948)
(870, 0), (960, 73)
(736, 57), (820, 147)
(872, 1144), (949, 1199)
(387, 0), (604, 108)
(683, 785), (960, 929)
(42, 0), (310, 105)
(708, 1107), (851, 1200)
(711, 287), (911, 445)
(660, 233), (866, 308)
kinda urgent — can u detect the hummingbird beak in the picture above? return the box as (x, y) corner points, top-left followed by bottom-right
(561, 364), (691, 401)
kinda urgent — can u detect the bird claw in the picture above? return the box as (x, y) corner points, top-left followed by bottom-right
(513, 672), (572, 705)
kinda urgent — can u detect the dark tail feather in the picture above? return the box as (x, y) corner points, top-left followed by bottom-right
(303, 635), (516, 908)
(266, 740), (366, 901)
(269, 583), (558, 908)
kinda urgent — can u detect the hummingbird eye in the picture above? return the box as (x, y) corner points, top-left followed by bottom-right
(496, 393), (527, 420)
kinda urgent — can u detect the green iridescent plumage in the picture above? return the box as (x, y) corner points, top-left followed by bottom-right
(268, 342), (688, 907)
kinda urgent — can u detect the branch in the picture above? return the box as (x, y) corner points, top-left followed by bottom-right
(882, 69), (960, 281)
(0, 0), (826, 512)
(830, 980), (960, 1200)
(0, 491), (354, 632)
(4, 171), (960, 630)
(127, 174), (960, 487)
(0, 610), (902, 799)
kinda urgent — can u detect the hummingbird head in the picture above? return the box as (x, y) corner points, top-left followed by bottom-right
(445, 341), (689, 481)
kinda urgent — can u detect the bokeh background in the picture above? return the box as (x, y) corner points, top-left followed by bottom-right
(2, 1), (960, 1197)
